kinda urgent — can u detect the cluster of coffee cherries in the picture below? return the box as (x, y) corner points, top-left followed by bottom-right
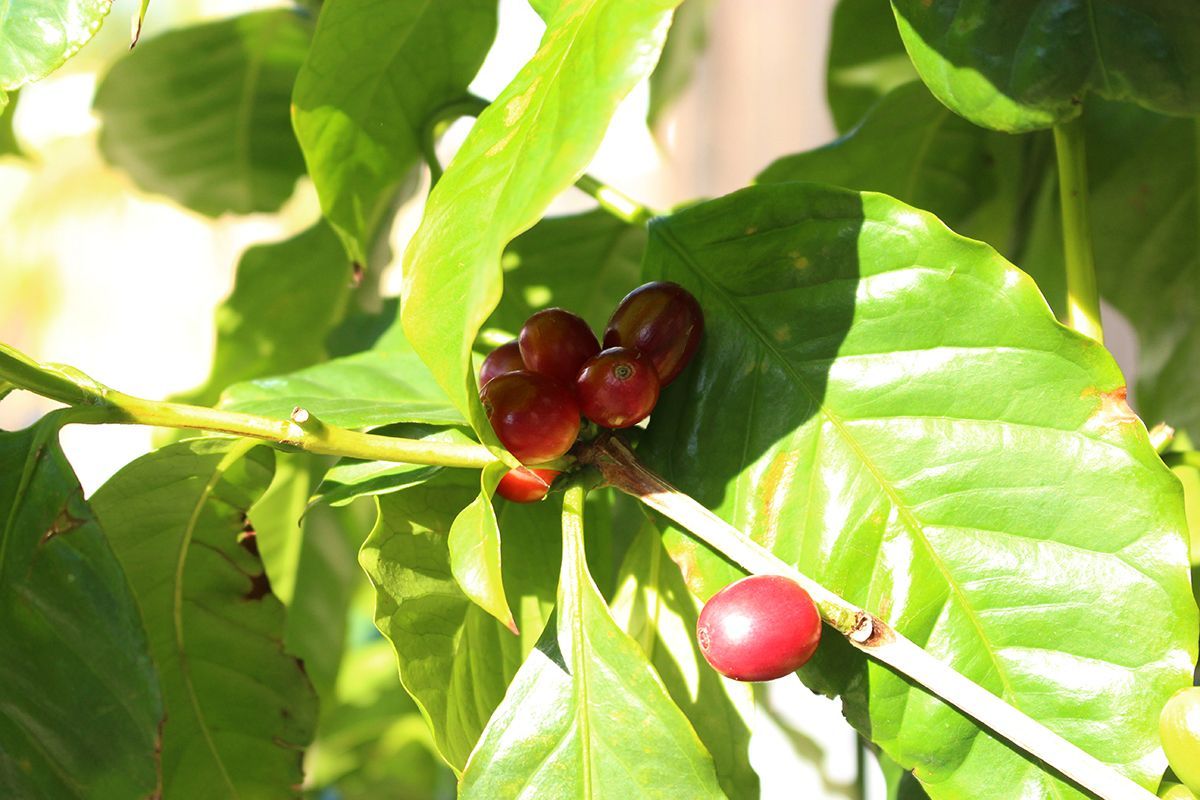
(479, 281), (704, 503)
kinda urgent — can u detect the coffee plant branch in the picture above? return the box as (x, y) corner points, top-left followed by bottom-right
(1053, 116), (1104, 344)
(581, 435), (1157, 800)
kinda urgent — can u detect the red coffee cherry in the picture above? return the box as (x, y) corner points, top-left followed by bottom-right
(495, 467), (561, 503)
(603, 281), (703, 386)
(519, 308), (600, 386)
(696, 575), (822, 682)
(480, 340), (525, 388)
(480, 371), (580, 464)
(575, 347), (660, 429)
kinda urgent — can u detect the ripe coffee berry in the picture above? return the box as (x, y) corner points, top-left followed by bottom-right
(604, 281), (703, 386)
(480, 371), (580, 464)
(575, 347), (660, 428)
(519, 308), (600, 386)
(479, 340), (525, 388)
(696, 575), (821, 682)
(495, 467), (561, 503)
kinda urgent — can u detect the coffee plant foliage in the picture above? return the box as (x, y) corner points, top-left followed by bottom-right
(0, 1), (1198, 799)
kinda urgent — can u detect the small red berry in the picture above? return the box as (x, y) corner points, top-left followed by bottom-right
(519, 308), (600, 386)
(696, 575), (821, 682)
(480, 371), (580, 464)
(604, 281), (703, 386)
(480, 340), (525, 388)
(495, 467), (561, 503)
(575, 347), (660, 428)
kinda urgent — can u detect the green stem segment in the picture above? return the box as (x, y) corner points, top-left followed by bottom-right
(1053, 116), (1104, 343)
(574, 174), (655, 226)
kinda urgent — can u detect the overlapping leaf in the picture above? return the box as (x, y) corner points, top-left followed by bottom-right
(0, 417), (162, 799)
(361, 475), (560, 771)
(400, 0), (681, 438)
(826, 0), (915, 132)
(638, 182), (1197, 798)
(95, 10), (310, 215)
(457, 489), (724, 799)
(293, 0), (497, 265)
(0, 0), (112, 109)
(891, 0), (1200, 132)
(92, 439), (316, 798)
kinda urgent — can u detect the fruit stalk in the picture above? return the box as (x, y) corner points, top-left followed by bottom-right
(583, 435), (1156, 800)
(1053, 114), (1104, 344)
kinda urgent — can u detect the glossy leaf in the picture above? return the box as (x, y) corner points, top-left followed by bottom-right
(293, 0), (497, 265)
(0, 417), (162, 799)
(361, 476), (560, 771)
(0, 1), (111, 95)
(648, 0), (713, 126)
(610, 522), (758, 799)
(449, 462), (516, 631)
(400, 0), (681, 440)
(891, 0), (1200, 133)
(92, 439), (317, 798)
(458, 488), (724, 799)
(488, 209), (646, 336)
(220, 332), (463, 429)
(638, 182), (1197, 798)
(185, 222), (351, 406)
(826, 0), (915, 132)
(94, 10), (310, 215)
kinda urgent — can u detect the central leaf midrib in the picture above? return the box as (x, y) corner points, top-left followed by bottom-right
(654, 222), (1021, 706)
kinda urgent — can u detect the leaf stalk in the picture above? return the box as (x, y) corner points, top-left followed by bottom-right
(1053, 115), (1104, 343)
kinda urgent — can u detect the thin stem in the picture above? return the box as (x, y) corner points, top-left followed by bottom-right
(582, 436), (1156, 800)
(574, 173), (656, 226)
(1053, 116), (1104, 343)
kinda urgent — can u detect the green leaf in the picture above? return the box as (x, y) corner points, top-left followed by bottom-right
(184, 222), (351, 406)
(488, 209), (646, 337)
(0, 416), (162, 799)
(0, 1), (112, 92)
(400, 0), (681, 440)
(94, 10), (310, 215)
(292, 0), (497, 265)
(247, 452), (313, 606)
(458, 487), (724, 798)
(826, 0), (915, 132)
(92, 438), (317, 798)
(360, 475), (560, 771)
(648, 0), (713, 126)
(0, 90), (22, 158)
(891, 0), (1200, 133)
(220, 333), (463, 430)
(610, 522), (758, 799)
(638, 182), (1197, 798)
(448, 463), (516, 631)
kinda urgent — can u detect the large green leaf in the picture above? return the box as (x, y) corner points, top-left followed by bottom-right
(360, 475), (560, 771)
(183, 223), (351, 407)
(94, 10), (310, 216)
(0, 417), (162, 799)
(400, 0), (681, 439)
(826, 0), (915, 132)
(292, 0), (497, 265)
(610, 522), (757, 799)
(488, 209), (646, 337)
(0, 1), (112, 100)
(638, 182), (1197, 798)
(92, 439), (317, 798)
(457, 488), (724, 798)
(1021, 101), (1200, 443)
(891, 0), (1200, 133)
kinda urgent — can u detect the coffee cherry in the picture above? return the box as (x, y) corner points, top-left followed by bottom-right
(495, 467), (561, 503)
(519, 308), (600, 386)
(1161, 687), (1200, 794)
(480, 340), (525, 388)
(696, 575), (821, 682)
(480, 371), (580, 464)
(604, 281), (703, 386)
(575, 347), (660, 429)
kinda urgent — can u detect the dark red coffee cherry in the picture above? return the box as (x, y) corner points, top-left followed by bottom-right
(495, 467), (561, 503)
(575, 347), (660, 429)
(696, 575), (821, 682)
(519, 308), (600, 386)
(480, 371), (580, 464)
(480, 340), (525, 388)
(604, 281), (703, 386)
